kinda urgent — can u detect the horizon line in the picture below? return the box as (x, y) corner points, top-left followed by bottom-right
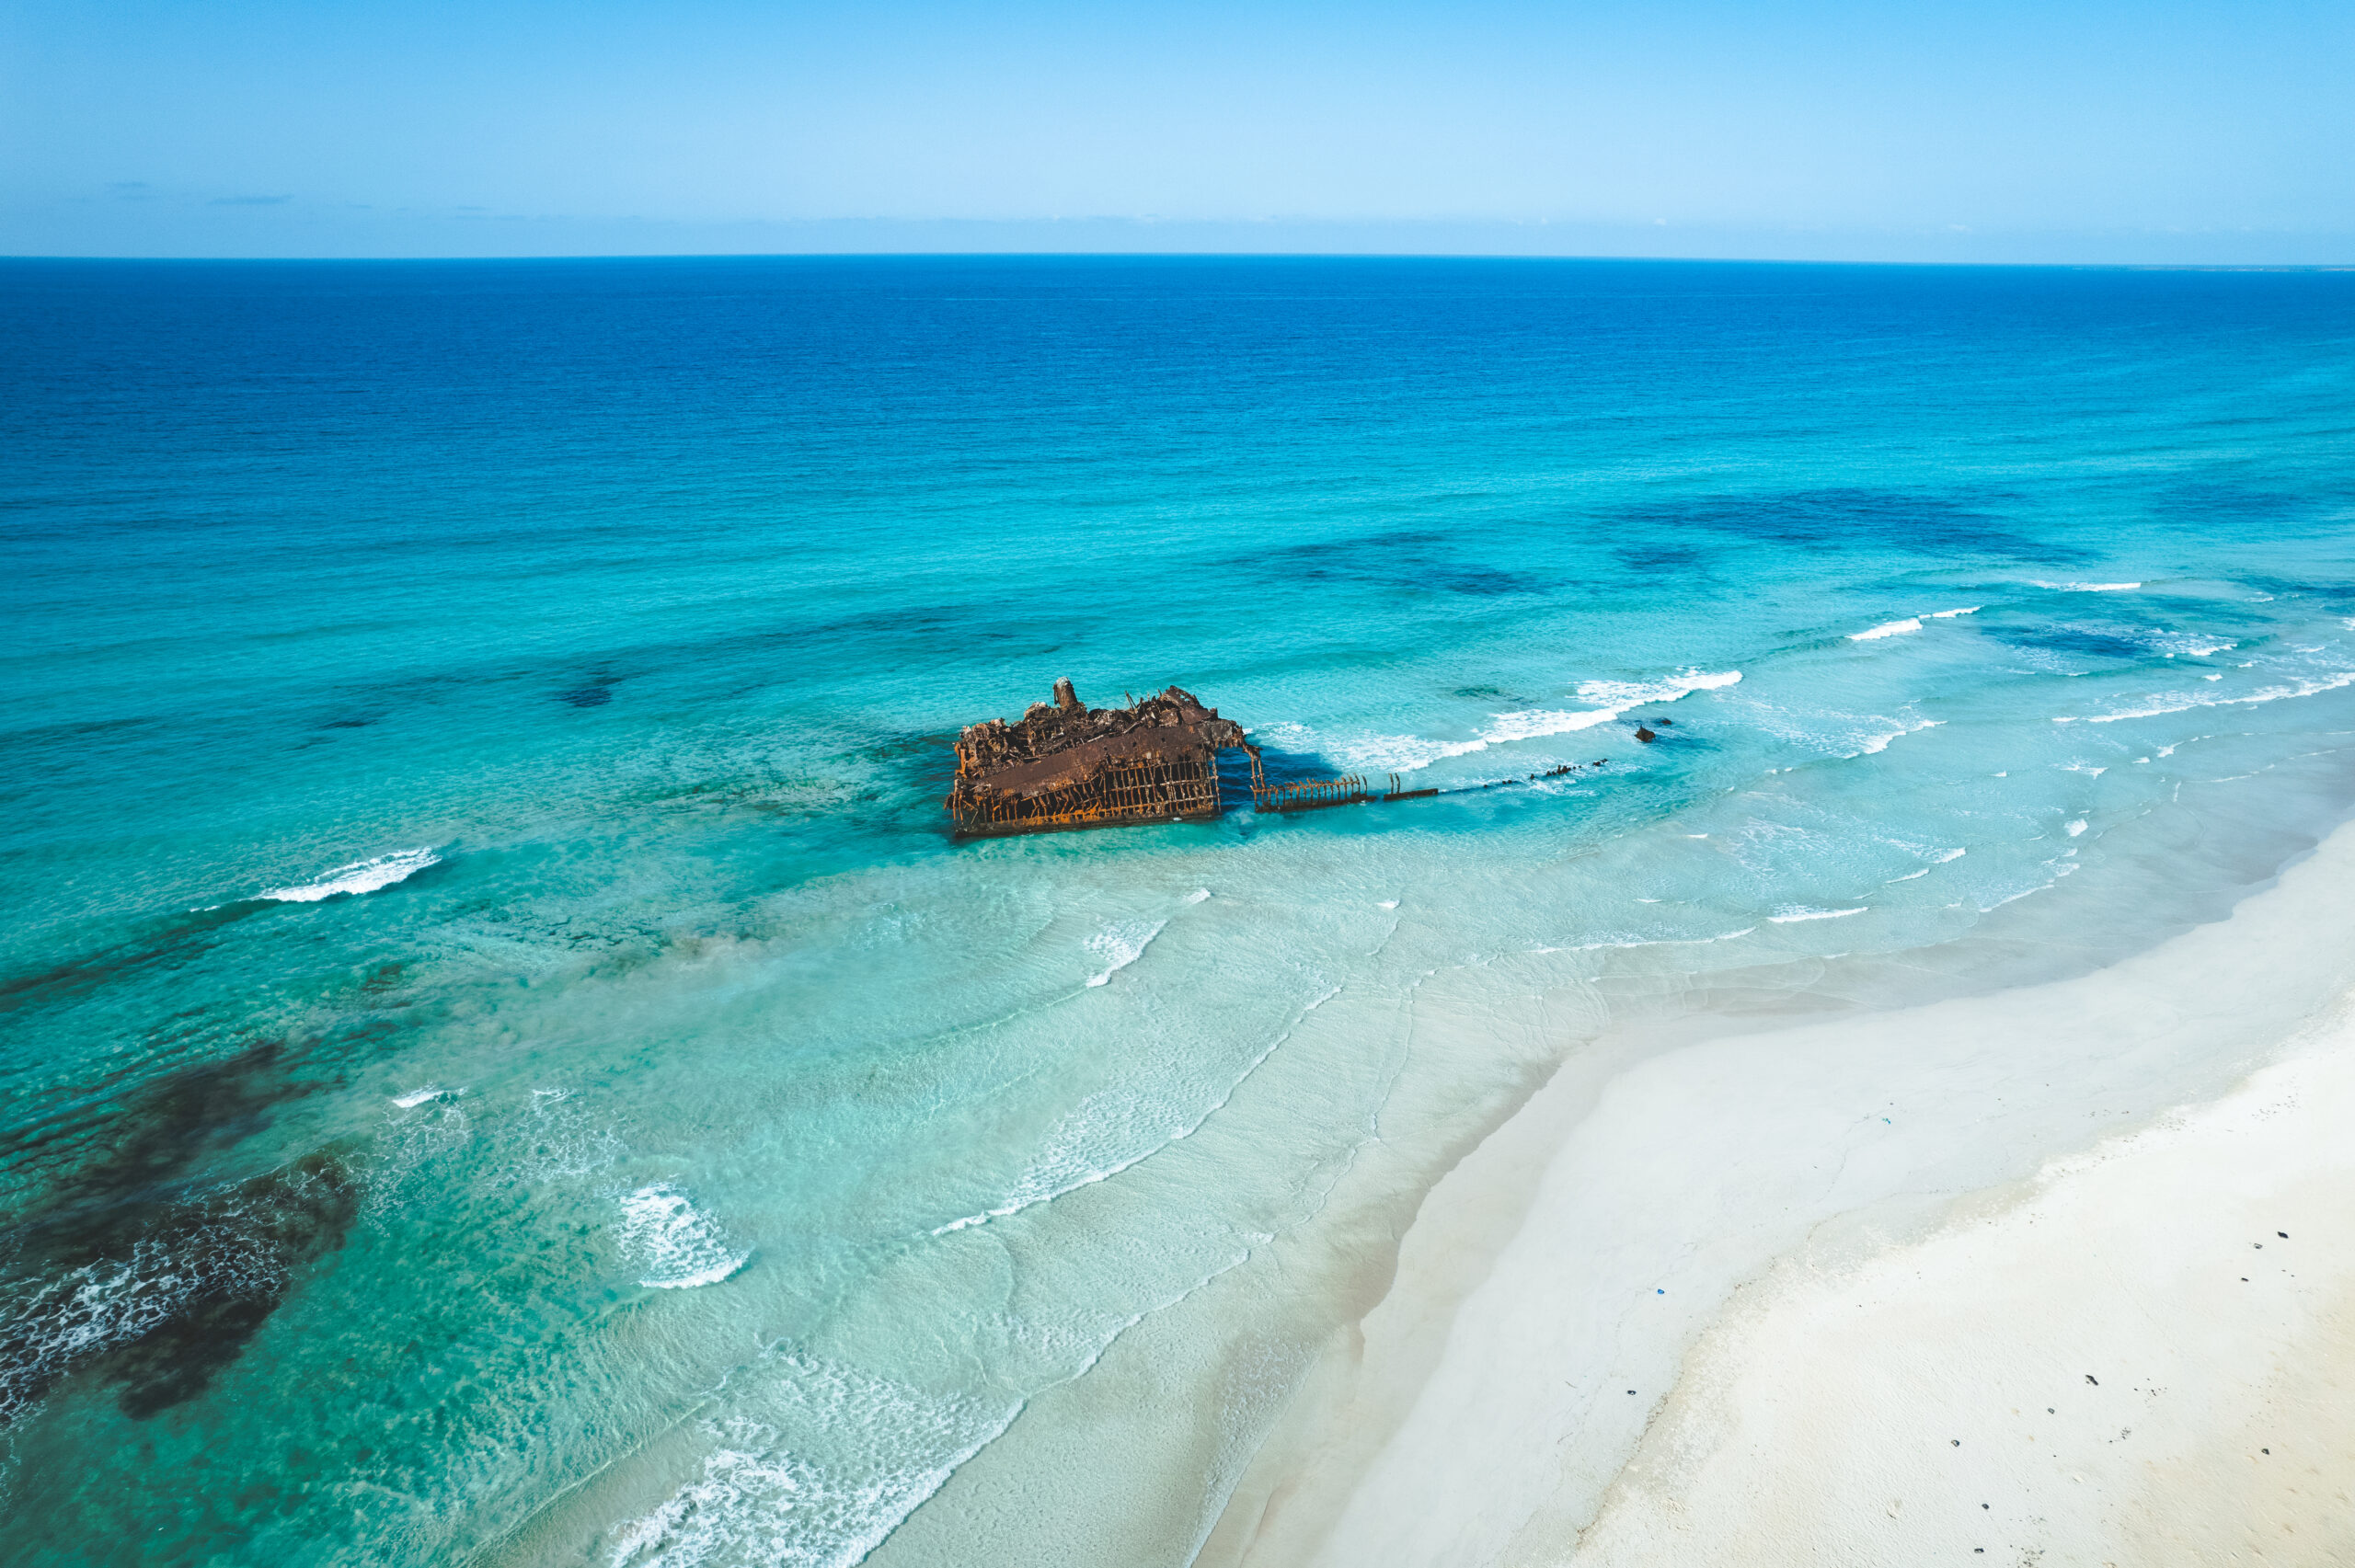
(6, 251), (2351, 270)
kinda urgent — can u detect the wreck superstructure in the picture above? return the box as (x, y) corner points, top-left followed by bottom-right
(946, 681), (1263, 838)
(946, 678), (1620, 838)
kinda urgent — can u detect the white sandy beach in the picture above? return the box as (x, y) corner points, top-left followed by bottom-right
(1204, 822), (2355, 1567)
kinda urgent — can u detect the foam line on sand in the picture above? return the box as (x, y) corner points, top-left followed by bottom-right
(1204, 817), (2355, 1568)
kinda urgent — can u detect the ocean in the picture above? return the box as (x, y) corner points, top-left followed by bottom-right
(2, 255), (2351, 1565)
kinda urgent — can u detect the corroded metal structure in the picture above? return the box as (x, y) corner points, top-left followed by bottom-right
(1253, 774), (1370, 813)
(947, 681), (1261, 838)
(947, 680), (1624, 837)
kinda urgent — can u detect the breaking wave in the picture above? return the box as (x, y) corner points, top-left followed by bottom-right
(607, 1369), (1002, 1568)
(1309, 670), (1742, 773)
(2054, 667), (2355, 724)
(1850, 716), (1944, 757)
(616, 1185), (751, 1289)
(1849, 618), (1922, 642)
(259, 847), (440, 903)
(1086, 919), (1167, 987)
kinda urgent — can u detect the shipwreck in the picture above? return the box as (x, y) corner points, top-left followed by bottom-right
(946, 681), (1263, 837)
(946, 678), (1620, 838)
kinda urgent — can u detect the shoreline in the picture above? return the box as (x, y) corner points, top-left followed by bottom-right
(1201, 816), (2355, 1566)
(1575, 999), (2355, 1563)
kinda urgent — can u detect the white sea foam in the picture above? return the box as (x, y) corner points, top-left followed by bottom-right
(2031, 580), (2142, 592)
(1927, 605), (1981, 618)
(1848, 618), (1922, 642)
(1471, 669), (1741, 756)
(0, 1243), (209, 1425)
(2066, 818), (2088, 837)
(1086, 918), (1168, 987)
(1887, 847), (1966, 883)
(616, 1185), (750, 1289)
(1182, 888), (1211, 905)
(1850, 716), (1943, 756)
(2053, 667), (2355, 724)
(2150, 632), (2236, 658)
(365, 1098), (472, 1212)
(610, 1439), (808, 1568)
(608, 1372), (1001, 1568)
(259, 846), (440, 903)
(1377, 899), (1399, 910)
(390, 1086), (447, 1109)
(523, 1088), (627, 1182)
(0, 1215), (298, 1425)
(1768, 906), (1867, 922)
(1301, 670), (1740, 774)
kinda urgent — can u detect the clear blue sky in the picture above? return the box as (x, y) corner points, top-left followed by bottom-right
(4, 0), (2348, 260)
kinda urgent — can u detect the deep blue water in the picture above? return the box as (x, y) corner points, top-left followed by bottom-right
(3, 257), (2352, 1564)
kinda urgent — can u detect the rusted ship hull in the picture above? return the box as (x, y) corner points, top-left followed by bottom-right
(949, 752), (1228, 837)
(946, 681), (1259, 838)
(946, 682), (1615, 837)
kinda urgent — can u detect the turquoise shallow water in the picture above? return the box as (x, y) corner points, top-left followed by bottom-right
(3, 257), (2353, 1563)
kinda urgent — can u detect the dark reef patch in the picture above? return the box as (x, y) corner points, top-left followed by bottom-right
(1996, 624), (2154, 662)
(0, 900), (271, 1013)
(0, 1145), (361, 1423)
(1615, 488), (2074, 563)
(3, 1043), (318, 1246)
(1239, 530), (1546, 597)
(1613, 543), (1705, 573)
(1, 1042), (357, 1425)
